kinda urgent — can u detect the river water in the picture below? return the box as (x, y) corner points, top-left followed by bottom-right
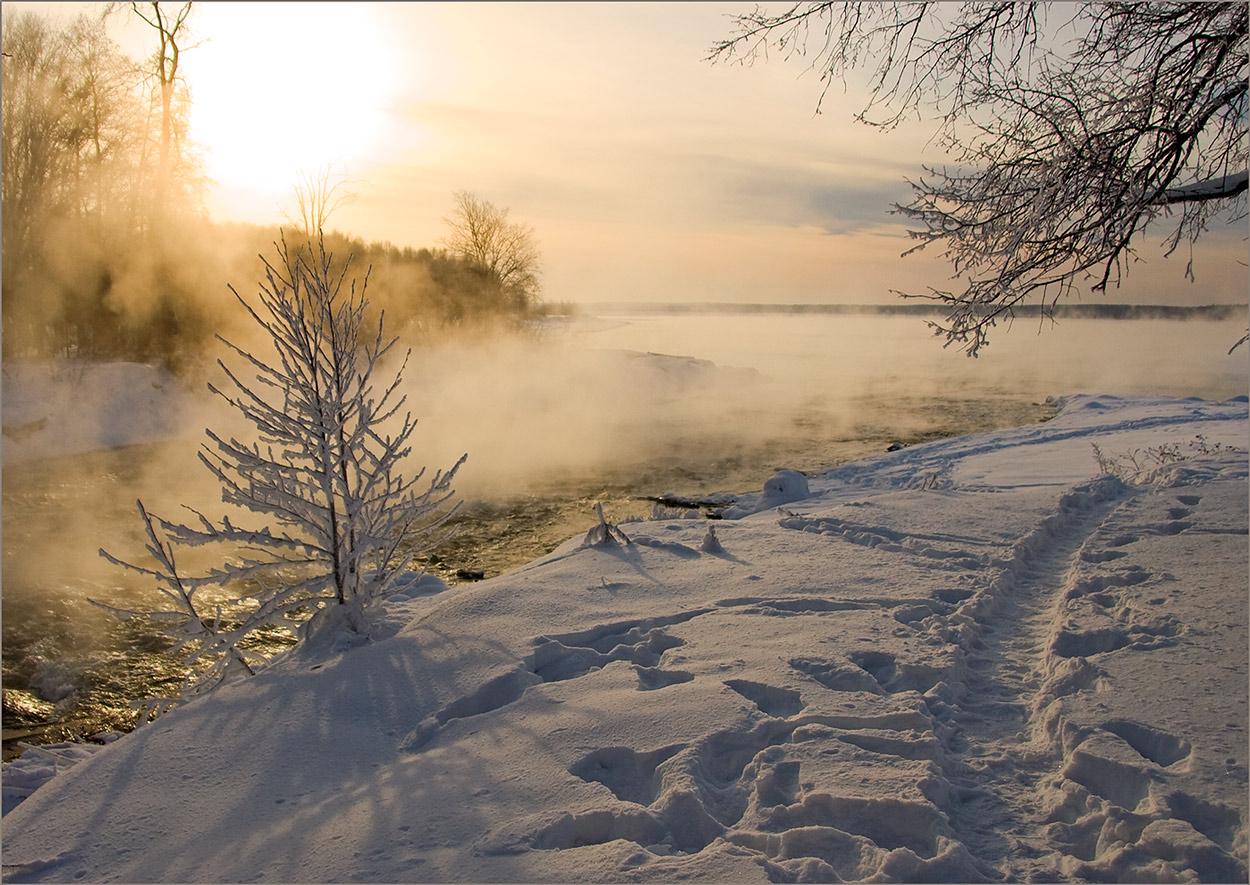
(3, 311), (1246, 756)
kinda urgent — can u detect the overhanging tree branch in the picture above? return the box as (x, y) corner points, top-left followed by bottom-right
(1160, 170), (1248, 204)
(710, 1), (1247, 355)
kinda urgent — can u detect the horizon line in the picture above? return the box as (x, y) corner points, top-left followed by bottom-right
(566, 301), (1246, 318)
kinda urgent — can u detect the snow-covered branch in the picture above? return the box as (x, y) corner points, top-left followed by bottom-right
(1160, 171), (1249, 205)
(98, 232), (467, 711)
(711, 1), (1248, 355)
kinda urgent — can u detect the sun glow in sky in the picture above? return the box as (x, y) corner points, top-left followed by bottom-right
(183, 3), (398, 198)
(6, 1), (1246, 306)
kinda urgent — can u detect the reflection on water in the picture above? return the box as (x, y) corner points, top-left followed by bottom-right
(3, 445), (192, 754)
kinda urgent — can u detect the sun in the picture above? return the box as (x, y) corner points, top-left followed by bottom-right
(184, 3), (397, 209)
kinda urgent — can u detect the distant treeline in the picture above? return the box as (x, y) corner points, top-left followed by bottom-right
(1, 217), (547, 371)
(1, 9), (542, 372)
(579, 302), (1247, 321)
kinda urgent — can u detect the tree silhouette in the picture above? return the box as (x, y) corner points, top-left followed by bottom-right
(711, 2), (1247, 354)
(443, 190), (542, 310)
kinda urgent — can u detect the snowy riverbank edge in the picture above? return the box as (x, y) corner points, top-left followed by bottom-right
(2, 393), (1247, 883)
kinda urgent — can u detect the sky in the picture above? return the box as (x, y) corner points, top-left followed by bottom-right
(7, 1), (1248, 306)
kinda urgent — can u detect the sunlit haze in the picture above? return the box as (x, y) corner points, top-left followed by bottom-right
(3, 6), (1248, 857)
(7, 1), (1247, 306)
(184, 3), (398, 195)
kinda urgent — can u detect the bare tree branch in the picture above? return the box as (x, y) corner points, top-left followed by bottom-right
(285, 164), (359, 238)
(710, 2), (1247, 355)
(442, 190), (542, 309)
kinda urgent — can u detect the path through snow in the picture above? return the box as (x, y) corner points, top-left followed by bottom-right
(1, 395), (1246, 883)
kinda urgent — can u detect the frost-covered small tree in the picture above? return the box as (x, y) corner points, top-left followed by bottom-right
(98, 233), (465, 710)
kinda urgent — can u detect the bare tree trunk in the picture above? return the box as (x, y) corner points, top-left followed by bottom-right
(129, 1), (191, 217)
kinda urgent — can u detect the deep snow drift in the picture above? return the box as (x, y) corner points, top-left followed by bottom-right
(2, 394), (1247, 883)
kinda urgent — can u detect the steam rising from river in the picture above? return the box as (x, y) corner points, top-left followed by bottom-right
(393, 313), (1249, 500)
(7, 311), (1247, 560)
(3, 311), (1245, 744)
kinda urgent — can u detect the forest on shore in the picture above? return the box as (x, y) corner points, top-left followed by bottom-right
(2, 6), (547, 373)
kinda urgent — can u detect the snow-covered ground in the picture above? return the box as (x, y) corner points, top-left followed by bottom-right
(1, 362), (197, 466)
(2, 393), (1247, 883)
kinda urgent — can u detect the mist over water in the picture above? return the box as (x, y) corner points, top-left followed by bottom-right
(3, 310), (1247, 753)
(400, 312), (1249, 500)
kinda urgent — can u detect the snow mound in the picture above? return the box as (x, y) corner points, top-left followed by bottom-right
(715, 468), (811, 518)
(758, 468), (810, 509)
(2, 395), (1246, 883)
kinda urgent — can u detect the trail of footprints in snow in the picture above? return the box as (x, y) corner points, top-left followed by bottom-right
(939, 484), (1246, 881)
(469, 594), (984, 875)
(923, 480), (1143, 861)
(405, 484), (1243, 879)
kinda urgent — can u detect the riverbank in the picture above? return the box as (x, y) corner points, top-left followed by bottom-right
(3, 393), (1246, 883)
(2, 353), (1056, 760)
